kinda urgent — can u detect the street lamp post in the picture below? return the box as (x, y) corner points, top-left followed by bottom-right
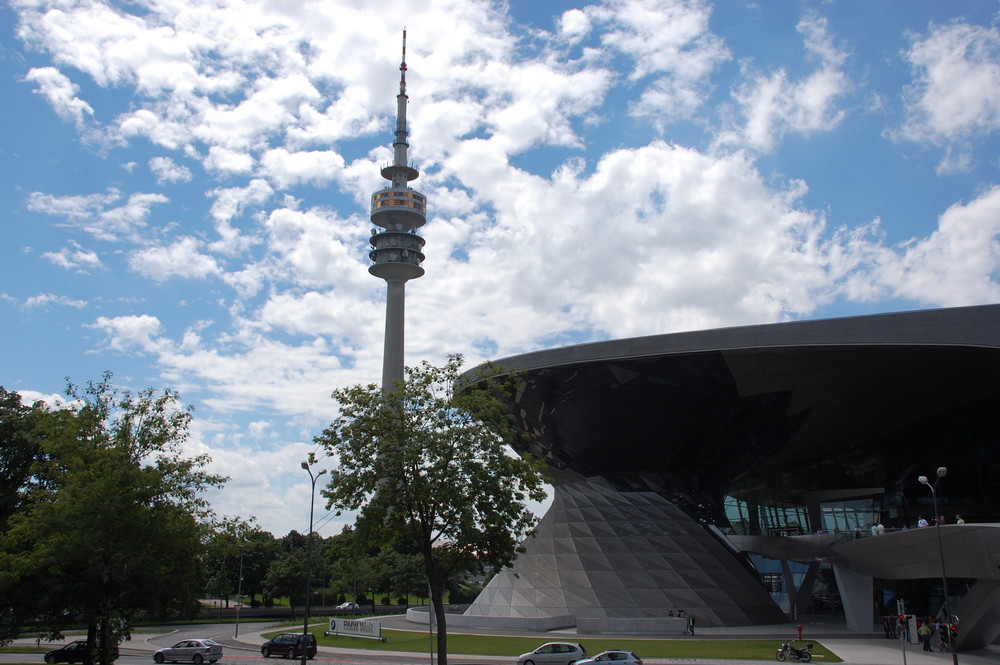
(918, 467), (959, 665)
(301, 461), (327, 665)
(234, 546), (244, 637)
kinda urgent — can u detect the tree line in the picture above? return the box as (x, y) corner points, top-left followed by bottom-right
(1, 357), (548, 665)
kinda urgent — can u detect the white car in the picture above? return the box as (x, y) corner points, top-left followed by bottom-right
(516, 642), (587, 665)
(575, 651), (643, 665)
(335, 601), (360, 610)
(153, 639), (223, 664)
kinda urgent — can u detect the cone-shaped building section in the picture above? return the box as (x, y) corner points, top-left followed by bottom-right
(370, 30), (425, 393)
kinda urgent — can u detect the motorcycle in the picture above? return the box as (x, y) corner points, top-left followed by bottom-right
(775, 642), (813, 662)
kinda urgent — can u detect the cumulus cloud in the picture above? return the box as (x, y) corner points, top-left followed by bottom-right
(129, 237), (222, 283)
(896, 21), (1000, 172)
(88, 314), (166, 354)
(558, 9), (592, 43)
(16, 390), (73, 409)
(259, 148), (346, 190)
(149, 156), (193, 184)
(590, 0), (730, 123)
(717, 14), (850, 152)
(884, 186), (1000, 304)
(26, 189), (169, 243)
(42, 243), (103, 272)
(204, 146), (255, 176)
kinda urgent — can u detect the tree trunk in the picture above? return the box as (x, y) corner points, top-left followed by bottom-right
(86, 623), (98, 665)
(429, 579), (448, 665)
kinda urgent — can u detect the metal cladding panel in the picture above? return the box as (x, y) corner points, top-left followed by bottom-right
(465, 479), (787, 626)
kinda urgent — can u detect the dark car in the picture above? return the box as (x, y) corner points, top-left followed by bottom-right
(45, 640), (119, 664)
(261, 633), (317, 659)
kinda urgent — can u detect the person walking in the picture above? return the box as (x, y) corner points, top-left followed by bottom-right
(687, 614), (696, 636)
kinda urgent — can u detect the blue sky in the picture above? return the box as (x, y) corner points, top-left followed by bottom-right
(3, 0), (999, 537)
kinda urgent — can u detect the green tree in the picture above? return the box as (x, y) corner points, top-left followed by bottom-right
(0, 387), (49, 644)
(262, 530), (327, 610)
(0, 387), (41, 531)
(323, 526), (384, 605)
(0, 374), (226, 663)
(203, 517), (276, 607)
(314, 355), (548, 665)
(238, 527), (280, 605)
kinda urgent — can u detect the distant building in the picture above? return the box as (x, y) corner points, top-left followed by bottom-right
(461, 304), (1000, 648)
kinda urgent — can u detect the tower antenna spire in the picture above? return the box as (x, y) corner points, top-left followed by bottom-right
(400, 28), (407, 95)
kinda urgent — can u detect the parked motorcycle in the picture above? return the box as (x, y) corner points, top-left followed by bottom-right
(775, 641), (813, 662)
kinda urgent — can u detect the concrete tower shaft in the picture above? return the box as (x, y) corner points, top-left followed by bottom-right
(370, 30), (426, 392)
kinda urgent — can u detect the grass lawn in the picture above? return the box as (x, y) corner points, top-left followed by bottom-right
(262, 626), (842, 662)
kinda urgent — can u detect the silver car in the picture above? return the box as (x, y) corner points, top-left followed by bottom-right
(153, 639), (223, 664)
(575, 650), (643, 665)
(516, 642), (587, 665)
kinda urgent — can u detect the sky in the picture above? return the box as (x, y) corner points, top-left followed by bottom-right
(2, 0), (999, 538)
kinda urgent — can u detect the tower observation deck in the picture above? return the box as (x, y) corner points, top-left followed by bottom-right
(370, 30), (426, 392)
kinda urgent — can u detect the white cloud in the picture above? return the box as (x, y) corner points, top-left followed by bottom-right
(205, 179), (274, 256)
(590, 0), (730, 123)
(558, 9), (592, 43)
(42, 242), (103, 272)
(149, 156), (193, 184)
(129, 236), (222, 283)
(204, 146), (255, 176)
(258, 148), (346, 190)
(884, 186), (1000, 305)
(88, 314), (166, 354)
(22, 293), (88, 310)
(717, 14), (850, 152)
(896, 21), (1000, 171)
(900, 21), (1000, 140)
(26, 189), (169, 243)
(23, 67), (94, 128)
(16, 390), (73, 410)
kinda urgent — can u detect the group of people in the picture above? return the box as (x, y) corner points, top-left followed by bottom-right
(888, 615), (953, 651)
(883, 615), (902, 639)
(917, 514), (964, 527)
(916, 617), (952, 652)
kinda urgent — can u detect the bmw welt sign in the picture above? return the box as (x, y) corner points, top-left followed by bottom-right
(326, 617), (384, 641)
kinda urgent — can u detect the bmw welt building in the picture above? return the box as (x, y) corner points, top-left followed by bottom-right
(456, 305), (1000, 649)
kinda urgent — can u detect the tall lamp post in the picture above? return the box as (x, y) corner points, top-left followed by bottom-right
(301, 461), (327, 665)
(918, 467), (958, 665)
(234, 546), (244, 637)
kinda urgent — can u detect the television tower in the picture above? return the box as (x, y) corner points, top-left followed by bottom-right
(369, 30), (426, 393)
